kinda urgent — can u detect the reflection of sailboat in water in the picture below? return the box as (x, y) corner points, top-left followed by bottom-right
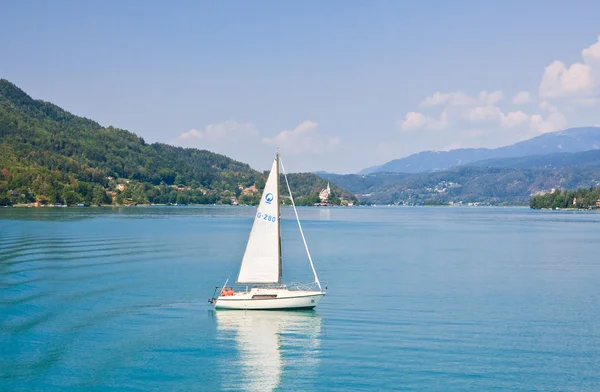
(216, 310), (322, 392)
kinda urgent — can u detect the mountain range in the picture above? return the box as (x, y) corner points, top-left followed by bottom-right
(320, 132), (600, 205)
(322, 154), (600, 206)
(360, 127), (600, 174)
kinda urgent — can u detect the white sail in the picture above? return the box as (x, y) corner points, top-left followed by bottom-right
(237, 155), (281, 284)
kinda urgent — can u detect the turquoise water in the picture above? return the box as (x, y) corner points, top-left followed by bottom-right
(1, 206), (599, 391)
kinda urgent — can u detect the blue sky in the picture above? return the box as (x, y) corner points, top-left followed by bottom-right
(2, 0), (600, 173)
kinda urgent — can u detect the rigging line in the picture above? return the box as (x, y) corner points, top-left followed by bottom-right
(279, 156), (322, 291)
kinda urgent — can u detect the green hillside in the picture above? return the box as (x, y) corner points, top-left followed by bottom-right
(0, 79), (357, 206)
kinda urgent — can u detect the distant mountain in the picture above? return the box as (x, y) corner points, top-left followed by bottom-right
(467, 149), (600, 170)
(365, 127), (600, 174)
(312, 170), (338, 176)
(0, 79), (357, 206)
(357, 165), (382, 175)
(317, 171), (412, 196)
(323, 149), (600, 205)
(327, 165), (600, 206)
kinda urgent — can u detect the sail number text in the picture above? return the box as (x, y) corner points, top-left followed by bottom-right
(256, 212), (276, 223)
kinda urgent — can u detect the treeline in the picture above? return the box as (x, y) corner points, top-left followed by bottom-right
(529, 187), (600, 209)
(0, 164), (355, 207)
(0, 79), (358, 207)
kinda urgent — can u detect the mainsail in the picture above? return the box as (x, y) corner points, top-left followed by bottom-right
(237, 155), (281, 284)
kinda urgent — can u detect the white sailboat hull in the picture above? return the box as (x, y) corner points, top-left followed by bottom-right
(214, 288), (325, 310)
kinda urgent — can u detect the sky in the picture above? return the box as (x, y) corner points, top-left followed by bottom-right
(2, 0), (600, 173)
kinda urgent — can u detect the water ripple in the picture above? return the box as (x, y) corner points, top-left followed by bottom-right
(1, 207), (599, 391)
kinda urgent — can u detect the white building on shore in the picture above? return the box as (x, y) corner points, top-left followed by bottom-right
(319, 183), (331, 202)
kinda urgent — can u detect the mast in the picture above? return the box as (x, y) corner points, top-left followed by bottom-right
(280, 156), (322, 291)
(276, 152), (282, 284)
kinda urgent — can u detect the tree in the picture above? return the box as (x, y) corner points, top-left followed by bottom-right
(63, 189), (80, 205)
(115, 191), (125, 205)
(0, 195), (11, 206)
(327, 191), (341, 205)
(92, 186), (110, 205)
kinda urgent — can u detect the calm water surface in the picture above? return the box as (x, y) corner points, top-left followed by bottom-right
(1, 206), (599, 391)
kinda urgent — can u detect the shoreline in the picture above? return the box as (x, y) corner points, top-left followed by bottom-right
(3, 204), (599, 212)
(4, 203), (597, 210)
(4, 203), (357, 208)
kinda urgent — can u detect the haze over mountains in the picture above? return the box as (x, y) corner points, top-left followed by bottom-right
(322, 154), (600, 206)
(360, 127), (600, 174)
(318, 129), (600, 205)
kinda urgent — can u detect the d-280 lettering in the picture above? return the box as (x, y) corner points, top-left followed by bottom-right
(256, 212), (276, 222)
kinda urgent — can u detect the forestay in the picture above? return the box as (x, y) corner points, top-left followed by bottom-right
(237, 156), (281, 284)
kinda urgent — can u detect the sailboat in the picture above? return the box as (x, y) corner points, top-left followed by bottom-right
(210, 153), (326, 310)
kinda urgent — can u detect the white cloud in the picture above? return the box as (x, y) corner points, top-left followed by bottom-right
(177, 121), (258, 143)
(464, 106), (540, 129)
(463, 104), (564, 131)
(262, 120), (339, 155)
(410, 90), (503, 130)
(478, 90), (504, 105)
(420, 90), (503, 107)
(394, 37), (600, 155)
(400, 111), (427, 130)
(512, 91), (533, 104)
(465, 105), (503, 122)
(501, 111), (530, 128)
(402, 97), (568, 136)
(399, 111), (448, 131)
(530, 112), (568, 134)
(539, 101), (558, 112)
(539, 61), (594, 98)
(539, 36), (600, 99)
(403, 90), (570, 139)
(420, 92), (473, 107)
(582, 35), (600, 64)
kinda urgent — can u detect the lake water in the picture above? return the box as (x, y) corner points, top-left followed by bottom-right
(1, 206), (599, 391)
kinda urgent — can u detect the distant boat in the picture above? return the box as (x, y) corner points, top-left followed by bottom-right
(210, 153), (326, 310)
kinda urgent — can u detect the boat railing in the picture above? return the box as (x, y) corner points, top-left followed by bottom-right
(287, 281), (327, 292)
(210, 281), (326, 299)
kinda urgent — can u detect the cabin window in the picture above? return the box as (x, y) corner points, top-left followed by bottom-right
(251, 294), (277, 299)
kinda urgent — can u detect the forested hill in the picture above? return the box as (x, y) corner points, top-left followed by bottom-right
(0, 79), (357, 206)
